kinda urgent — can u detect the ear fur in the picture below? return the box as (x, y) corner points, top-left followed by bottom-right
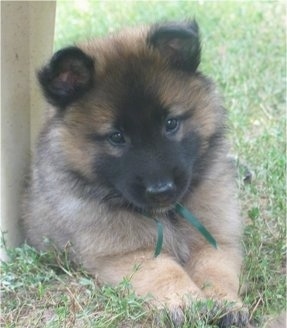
(148, 20), (201, 72)
(38, 46), (94, 108)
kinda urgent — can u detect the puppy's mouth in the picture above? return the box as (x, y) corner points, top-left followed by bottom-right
(105, 189), (178, 214)
(126, 188), (186, 215)
(104, 179), (189, 214)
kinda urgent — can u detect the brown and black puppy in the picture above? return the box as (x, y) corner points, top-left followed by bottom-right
(22, 21), (248, 326)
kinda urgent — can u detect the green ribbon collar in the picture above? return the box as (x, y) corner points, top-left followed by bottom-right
(148, 203), (217, 257)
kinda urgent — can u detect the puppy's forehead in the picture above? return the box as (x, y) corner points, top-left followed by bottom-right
(79, 26), (152, 75)
(75, 26), (209, 129)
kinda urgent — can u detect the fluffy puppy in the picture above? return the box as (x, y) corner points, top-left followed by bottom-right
(22, 21), (248, 327)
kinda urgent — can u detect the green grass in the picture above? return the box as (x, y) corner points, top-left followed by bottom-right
(1, 1), (286, 327)
(1, 245), (234, 328)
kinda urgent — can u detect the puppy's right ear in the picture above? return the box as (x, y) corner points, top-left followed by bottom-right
(38, 47), (94, 108)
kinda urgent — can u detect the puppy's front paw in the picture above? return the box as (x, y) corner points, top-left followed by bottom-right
(156, 293), (203, 327)
(170, 307), (187, 327)
(153, 290), (204, 327)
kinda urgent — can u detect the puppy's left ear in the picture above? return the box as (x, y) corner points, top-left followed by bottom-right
(148, 20), (201, 72)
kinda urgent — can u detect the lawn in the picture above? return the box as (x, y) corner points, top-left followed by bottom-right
(1, 1), (286, 327)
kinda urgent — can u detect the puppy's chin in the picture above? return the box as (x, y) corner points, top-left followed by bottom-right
(103, 187), (183, 215)
(120, 191), (187, 216)
(146, 206), (175, 217)
(128, 199), (178, 216)
(108, 196), (175, 216)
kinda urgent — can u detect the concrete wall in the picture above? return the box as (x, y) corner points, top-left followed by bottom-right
(1, 1), (56, 259)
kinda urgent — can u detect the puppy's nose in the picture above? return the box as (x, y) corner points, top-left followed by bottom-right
(145, 181), (176, 204)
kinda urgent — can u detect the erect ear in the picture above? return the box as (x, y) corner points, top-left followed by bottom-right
(38, 46), (94, 108)
(148, 21), (201, 72)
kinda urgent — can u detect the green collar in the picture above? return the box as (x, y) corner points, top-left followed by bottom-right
(148, 203), (217, 257)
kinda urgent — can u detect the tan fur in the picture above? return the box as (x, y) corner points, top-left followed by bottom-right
(22, 23), (246, 324)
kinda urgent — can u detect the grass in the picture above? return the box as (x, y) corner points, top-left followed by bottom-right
(1, 1), (286, 327)
(1, 245), (235, 328)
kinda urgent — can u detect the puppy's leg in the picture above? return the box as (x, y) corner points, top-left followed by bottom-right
(186, 247), (241, 301)
(93, 251), (203, 324)
(186, 247), (249, 327)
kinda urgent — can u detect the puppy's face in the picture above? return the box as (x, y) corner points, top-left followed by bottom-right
(38, 22), (224, 212)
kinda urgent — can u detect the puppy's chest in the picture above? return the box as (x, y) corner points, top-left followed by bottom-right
(77, 205), (191, 264)
(132, 211), (192, 262)
(160, 213), (191, 264)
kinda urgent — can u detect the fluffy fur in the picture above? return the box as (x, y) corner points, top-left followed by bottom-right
(22, 21), (248, 326)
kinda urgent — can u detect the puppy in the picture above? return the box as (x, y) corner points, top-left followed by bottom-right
(22, 21), (248, 326)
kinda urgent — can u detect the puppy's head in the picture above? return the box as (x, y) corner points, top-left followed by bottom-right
(38, 21), (225, 212)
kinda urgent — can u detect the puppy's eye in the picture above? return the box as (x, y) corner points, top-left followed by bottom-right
(108, 131), (126, 145)
(165, 118), (180, 134)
